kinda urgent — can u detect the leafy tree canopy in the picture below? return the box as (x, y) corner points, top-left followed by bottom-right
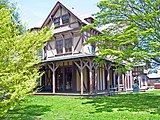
(0, 0), (52, 116)
(82, 0), (160, 70)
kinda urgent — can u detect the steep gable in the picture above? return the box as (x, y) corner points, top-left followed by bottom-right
(41, 1), (86, 28)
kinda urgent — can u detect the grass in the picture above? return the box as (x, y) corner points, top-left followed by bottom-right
(3, 90), (160, 120)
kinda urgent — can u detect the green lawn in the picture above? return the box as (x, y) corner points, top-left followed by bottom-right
(4, 90), (160, 120)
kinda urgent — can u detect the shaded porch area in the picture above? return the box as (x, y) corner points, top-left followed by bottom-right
(37, 55), (134, 96)
(37, 56), (111, 95)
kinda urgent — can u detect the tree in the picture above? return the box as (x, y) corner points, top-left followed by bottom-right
(83, 0), (160, 70)
(0, 1), (52, 116)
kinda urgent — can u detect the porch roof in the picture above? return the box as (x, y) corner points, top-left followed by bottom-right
(42, 54), (96, 62)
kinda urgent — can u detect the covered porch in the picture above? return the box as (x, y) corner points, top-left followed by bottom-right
(36, 54), (129, 96)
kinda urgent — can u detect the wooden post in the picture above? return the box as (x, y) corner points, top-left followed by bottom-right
(130, 71), (133, 89)
(94, 69), (97, 94)
(94, 65), (98, 94)
(63, 62), (65, 91)
(102, 67), (105, 90)
(74, 60), (85, 95)
(106, 64), (111, 93)
(52, 64), (55, 93)
(84, 58), (94, 95)
(127, 71), (130, 89)
(80, 68), (83, 95)
(44, 66), (47, 86)
(99, 67), (102, 90)
(48, 63), (59, 94)
(122, 74), (125, 92)
(117, 72), (120, 93)
(97, 68), (100, 91)
(88, 59), (95, 95)
(89, 68), (92, 95)
(124, 74), (127, 92)
(113, 71), (116, 87)
(80, 60), (84, 95)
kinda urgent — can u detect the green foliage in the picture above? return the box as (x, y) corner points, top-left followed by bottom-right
(0, 1), (52, 116)
(84, 0), (160, 70)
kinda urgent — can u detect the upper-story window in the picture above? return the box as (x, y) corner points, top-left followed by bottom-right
(65, 38), (72, 52)
(56, 39), (63, 54)
(53, 17), (60, 26)
(91, 43), (95, 54)
(62, 14), (69, 24)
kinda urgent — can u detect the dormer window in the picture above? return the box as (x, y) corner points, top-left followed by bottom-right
(53, 17), (60, 26)
(62, 14), (69, 24)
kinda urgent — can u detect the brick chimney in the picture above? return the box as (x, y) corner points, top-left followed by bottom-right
(84, 17), (94, 24)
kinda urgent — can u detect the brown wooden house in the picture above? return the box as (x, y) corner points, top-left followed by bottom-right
(34, 1), (147, 95)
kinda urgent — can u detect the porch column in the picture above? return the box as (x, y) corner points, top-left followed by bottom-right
(124, 74), (127, 92)
(48, 63), (59, 94)
(113, 71), (116, 87)
(130, 71), (133, 89)
(85, 58), (94, 95)
(74, 60), (86, 95)
(89, 68), (92, 94)
(52, 65), (56, 93)
(94, 65), (98, 94)
(127, 71), (130, 89)
(117, 73), (120, 93)
(44, 66), (47, 86)
(83, 59), (95, 94)
(80, 67), (83, 95)
(105, 64), (111, 93)
(122, 73), (125, 92)
(102, 67), (105, 90)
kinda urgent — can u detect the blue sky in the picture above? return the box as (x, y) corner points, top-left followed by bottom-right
(11, 0), (101, 29)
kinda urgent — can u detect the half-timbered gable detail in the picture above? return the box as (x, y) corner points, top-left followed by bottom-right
(40, 1), (100, 60)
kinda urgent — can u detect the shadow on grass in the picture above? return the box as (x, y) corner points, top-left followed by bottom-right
(3, 104), (51, 120)
(82, 91), (160, 114)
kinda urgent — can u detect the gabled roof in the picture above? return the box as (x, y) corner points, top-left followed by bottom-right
(41, 1), (88, 28)
(40, 1), (101, 34)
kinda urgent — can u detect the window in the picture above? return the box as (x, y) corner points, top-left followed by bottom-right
(91, 43), (95, 54)
(56, 40), (63, 54)
(65, 38), (72, 52)
(62, 14), (69, 24)
(37, 49), (42, 59)
(53, 17), (60, 26)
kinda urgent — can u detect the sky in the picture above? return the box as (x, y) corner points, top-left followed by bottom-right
(11, 0), (101, 29)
